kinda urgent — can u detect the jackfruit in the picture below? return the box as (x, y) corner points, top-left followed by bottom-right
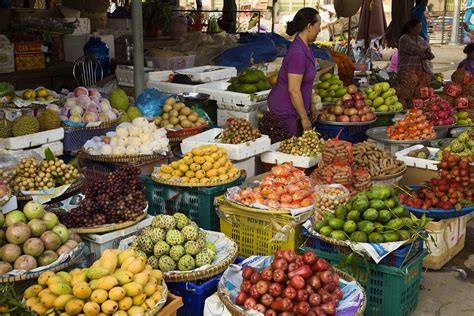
(12, 116), (40, 137)
(0, 118), (12, 138)
(38, 109), (61, 131)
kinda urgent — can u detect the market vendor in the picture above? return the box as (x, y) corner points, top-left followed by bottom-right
(267, 8), (321, 136)
(458, 43), (474, 75)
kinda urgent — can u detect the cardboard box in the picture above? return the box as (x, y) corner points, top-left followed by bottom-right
(15, 53), (45, 71)
(399, 166), (438, 185)
(0, 35), (14, 73)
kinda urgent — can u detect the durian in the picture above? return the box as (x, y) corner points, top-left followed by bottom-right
(12, 116), (40, 137)
(38, 109), (61, 131)
(0, 119), (12, 138)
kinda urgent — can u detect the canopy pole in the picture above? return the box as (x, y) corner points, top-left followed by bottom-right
(132, 0), (145, 97)
(450, 0), (461, 45)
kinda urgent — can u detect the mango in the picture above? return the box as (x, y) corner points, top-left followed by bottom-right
(133, 272), (150, 287)
(120, 257), (135, 271)
(72, 282), (92, 300)
(47, 276), (67, 287)
(25, 297), (40, 309)
(69, 268), (82, 277)
(90, 289), (109, 304)
(97, 276), (119, 290)
(151, 270), (163, 282)
(108, 287), (126, 301)
(101, 300), (119, 314)
(87, 267), (110, 280)
(54, 294), (74, 309)
(89, 279), (100, 290)
(126, 257), (146, 274)
(143, 298), (156, 310)
(70, 271), (87, 286)
(113, 270), (134, 285)
(143, 282), (156, 297)
(123, 282), (143, 297)
(40, 293), (57, 309)
(151, 291), (163, 302)
(99, 249), (118, 273)
(113, 310), (127, 316)
(118, 249), (135, 266)
(83, 301), (101, 316)
(132, 293), (146, 306)
(49, 283), (72, 296)
(31, 303), (48, 315)
(38, 271), (55, 286)
(118, 297), (133, 311)
(65, 298), (84, 315)
(127, 306), (145, 315)
(24, 284), (43, 299)
(57, 271), (72, 283)
(38, 289), (52, 298)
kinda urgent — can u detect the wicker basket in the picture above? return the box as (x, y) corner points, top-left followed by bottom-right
(62, 118), (120, 131)
(166, 125), (208, 142)
(151, 170), (243, 188)
(14, 176), (84, 201)
(77, 150), (168, 164)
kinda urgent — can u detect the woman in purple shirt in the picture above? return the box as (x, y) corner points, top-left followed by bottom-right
(268, 8), (321, 136)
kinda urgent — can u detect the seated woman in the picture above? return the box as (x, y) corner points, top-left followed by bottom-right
(458, 43), (474, 76)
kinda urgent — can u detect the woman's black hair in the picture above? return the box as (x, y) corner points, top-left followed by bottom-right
(464, 43), (474, 55)
(286, 8), (319, 36)
(402, 19), (422, 35)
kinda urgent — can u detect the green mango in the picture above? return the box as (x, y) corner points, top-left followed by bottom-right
(353, 199), (369, 212)
(392, 206), (407, 218)
(320, 226), (333, 236)
(314, 221), (327, 232)
(330, 230), (347, 241)
(387, 218), (404, 230)
(343, 220), (357, 234)
(347, 210), (361, 222)
(363, 208), (379, 221)
(369, 199), (385, 210)
(369, 232), (385, 243)
(357, 220), (376, 234)
(383, 231), (399, 242)
(335, 205), (348, 220)
(378, 210), (392, 224)
(350, 231), (368, 242)
(374, 222), (385, 233)
(236, 84), (258, 94)
(398, 230), (411, 241)
(328, 218), (345, 230)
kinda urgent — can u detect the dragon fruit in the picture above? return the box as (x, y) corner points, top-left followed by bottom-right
(422, 95), (457, 126)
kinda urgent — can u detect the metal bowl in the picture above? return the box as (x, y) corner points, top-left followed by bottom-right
(366, 126), (436, 145)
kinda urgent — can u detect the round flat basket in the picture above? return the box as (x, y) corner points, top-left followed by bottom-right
(371, 164), (407, 181)
(217, 267), (366, 316)
(69, 205), (148, 234)
(317, 118), (377, 126)
(152, 170), (243, 188)
(166, 125), (208, 142)
(14, 176), (85, 201)
(0, 243), (86, 284)
(375, 110), (404, 115)
(62, 118), (120, 131)
(78, 150), (167, 164)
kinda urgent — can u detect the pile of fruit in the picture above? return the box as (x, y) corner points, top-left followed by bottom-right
(279, 130), (324, 156)
(436, 128), (473, 158)
(352, 142), (406, 177)
(313, 185), (351, 221)
(153, 97), (207, 129)
(0, 201), (81, 274)
(17, 87), (56, 102)
(362, 82), (403, 112)
(313, 185), (424, 243)
(11, 156), (80, 192)
(421, 96), (456, 126)
(232, 163), (313, 209)
(219, 118), (261, 144)
(227, 68), (272, 94)
(318, 85), (376, 123)
(23, 249), (166, 315)
(155, 144), (240, 185)
(128, 213), (216, 272)
(400, 152), (473, 210)
(83, 117), (169, 156)
(314, 73), (347, 103)
(258, 111), (290, 144)
(387, 109), (436, 141)
(0, 110), (61, 138)
(55, 166), (147, 228)
(234, 250), (342, 315)
(454, 111), (472, 125)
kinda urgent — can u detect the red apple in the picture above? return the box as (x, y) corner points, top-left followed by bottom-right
(360, 114), (369, 121)
(351, 115), (361, 122)
(353, 92), (364, 101)
(354, 100), (365, 109)
(337, 115), (350, 122)
(343, 99), (354, 108)
(362, 106), (371, 114)
(347, 108), (358, 116)
(347, 85), (358, 95)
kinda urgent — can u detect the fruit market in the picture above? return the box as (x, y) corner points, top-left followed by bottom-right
(0, 0), (473, 315)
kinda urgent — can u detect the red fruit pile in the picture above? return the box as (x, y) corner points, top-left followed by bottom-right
(422, 96), (456, 126)
(387, 109), (436, 141)
(235, 250), (342, 316)
(399, 152), (474, 210)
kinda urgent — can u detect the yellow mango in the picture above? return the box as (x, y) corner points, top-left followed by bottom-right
(125, 257), (146, 274)
(118, 297), (133, 311)
(122, 282), (143, 297)
(24, 284), (43, 299)
(40, 293), (57, 309)
(31, 303), (48, 315)
(47, 276), (67, 287)
(108, 287), (126, 301)
(101, 300), (118, 314)
(49, 283), (72, 296)
(132, 293), (146, 306)
(97, 276), (119, 291)
(25, 297), (40, 309)
(127, 306), (144, 315)
(143, 283), (156, 297)
(89, 280), (100, 290)
(118, 249), (135, 266)
(70, 271), (87, 286)
(38, 289), (52, 298)
(133, 272), (149, 287)
(72, 282), (92, 300)
(90, 289), (108, 304)
(113, 270), (134, 285)
(65, 298), (84, 315)
(54, 294), (74, 309)
(113, 310), (127, 316)
(83, 301), (101, 316)
(151, 291), (162, 302)
(120, 257), (135, 271)
(57, 271), (72, 283)
(69, 268), (83, 277)
(38, 271), (55, 286)
(143, 298), (156, 310)
(151, 270), (163, 282)
(99, 249), (118, 273)
(86, 267), (110, 280)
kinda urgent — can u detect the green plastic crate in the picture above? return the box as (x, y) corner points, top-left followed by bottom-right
(140, 174), (245, 231)
(300, 246), (426, 316)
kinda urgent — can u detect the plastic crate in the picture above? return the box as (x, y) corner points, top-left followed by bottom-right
(300, 246), (427, 316)
(313, 122), (370, 143)
(140, 174), (246, 231)
(63, 124), (118, 152)
(146, 55), (196, 71)
(218, 197), (305, 257)
(301, 229), (424, 268)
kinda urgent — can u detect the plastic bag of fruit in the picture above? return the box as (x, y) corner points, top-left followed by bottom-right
(0, 153), (19, 186)
(313, 184), (351, 221)
(321, 139), (353, 165)
(353, 169), (372, 192)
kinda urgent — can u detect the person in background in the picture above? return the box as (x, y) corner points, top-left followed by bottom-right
(107, 0), (117, 14)
(411, 0), (429, 42)
(267, 8), (321, 136)
(458, 43), (474, 75)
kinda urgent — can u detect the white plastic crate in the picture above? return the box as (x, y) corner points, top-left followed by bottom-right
(395, 145), (440, 171)
(232, 156), (256, 178)
(177, 66), (237, 83)
(82, 215), (153, 261)
(216, 101), (267, 113)
(0, 128), (64, 150)
(217, 108), (259, 128)
(260, 143), (320, 169)
(181, 128), (271, 161)
(196, 81), (271, 106)
(115, 65), (155, 87)
(145, 54), (196, 71)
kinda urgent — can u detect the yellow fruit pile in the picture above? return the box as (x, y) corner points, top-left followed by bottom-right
(153, 97), (206, 129)
(156, 144), (240, 185)
(23, 249), (165, 316)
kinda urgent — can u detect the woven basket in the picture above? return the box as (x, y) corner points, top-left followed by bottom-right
(14, 176), (84, 201)
(166, 124), (208, 142)
(77, 150), (168, 164)
(217, 267), (366, 316)
(315, 231), (418, 248)
(62, 118), (120, 131)
(151, 170), (243, 188)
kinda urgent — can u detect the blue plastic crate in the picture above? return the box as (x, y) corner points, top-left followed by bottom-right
(314, 122), (370, 143)
(63, 125), (117, 152)
(301, 229), (424, 268)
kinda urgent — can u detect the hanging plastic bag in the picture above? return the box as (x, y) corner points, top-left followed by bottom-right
(136, 88), (173, 118)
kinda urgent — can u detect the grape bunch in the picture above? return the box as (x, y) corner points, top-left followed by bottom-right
(258, 111), (290, 144)
(280, 130), (324, 156)
(219, 118), (261, 144)
(56, 166), (147, 228)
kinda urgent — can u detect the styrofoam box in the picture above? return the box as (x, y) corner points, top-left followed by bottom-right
(232, 156), (256, 178)
(8, 141), (63, 159)
(216, 101), (267, 113)
(147, 80), (204, 94)
(63, 34), (115, 63)
(260, 143), (320, 169)
(196, 81), (271, 106)
(57, 18), (91, 35)
(177, 66), (237, 83)
(217, 108), (259, 128)
(395, 145), (440, 171)
(115, 65), (155, 87)
(181, 128), (271, 161)
(0, 128), (64, 150)
(145, 55), (196, 71)
(82, 215), (153, 261)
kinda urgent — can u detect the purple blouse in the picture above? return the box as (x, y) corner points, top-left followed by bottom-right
(268, 36), (316, 119)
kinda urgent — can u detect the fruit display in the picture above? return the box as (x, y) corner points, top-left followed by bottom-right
(313, 185), (351, 221)
(387, 109), (436, 141)
(17, 87), (57, 102)
(152, 97), (207, 129)
(55, 166), (147, 228)
(318, 85), (376, 123)
(454, 111), (472, 125)
(0, 115), (41, 138)
(362, 82), (403, 112)
(352, 142), (406, 177)
(313, 185), (427, 243)
(279, 130), (324, 156)
(258, 111), (290, 144)
(400, 152), (473, 210)
(11, 156), (80, 192)
(23, 249), (166, 315)
(227, 68), (272, 94)
(128, 213), (217, 272)
(154, 144), (240, 185)
(314, 73), (347, 103)
(232, 163), (313, 209)
(219, 118), (261, 144)
(82, 117), (169, 156)
(38, 109), (62, 131)
(0, 201), (81, 274)
(233, 250), (343, 315)
(421, 96), (456, 126)
(436, 128), (473, 158)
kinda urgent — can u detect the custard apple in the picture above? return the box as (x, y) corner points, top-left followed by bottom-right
(169, 245), (185, 261)
(206, 242), (217, 257)
(195, 250), (212, 267)
(153, 241), (170, 257)
(196, 237), (206, 250)
(152, 214), (177, 230)
(173, 212), (189, 230)
(198, 230), (207, 240)
(135, 235), (154, 253)
(158, 255), (176, 272)
(178, 254), (195, 271)
(145, 227), (166, 243)
(134, 249), (148, 258)
(147, 256), (160, 269)
(184, 241), (202, 256)
(166, 229), (184, 246)
(181, 224), (199, 241)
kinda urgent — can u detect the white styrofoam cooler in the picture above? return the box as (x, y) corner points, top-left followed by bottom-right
(146, 70), (207, 94)
(115, 65), (155, 87)
(145, 55), (196, 71)
(177, 66), (237, 83)
(181, 128), (271, 161)
(260, 143), (320, 169)
(196, 81), (271, 106)
(8, 141), (64, 159)
(63, 34), (115, 63)
(0, 128), (64, 150)
(395, 145), (440, 171)
(217, 109), (260, 128)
